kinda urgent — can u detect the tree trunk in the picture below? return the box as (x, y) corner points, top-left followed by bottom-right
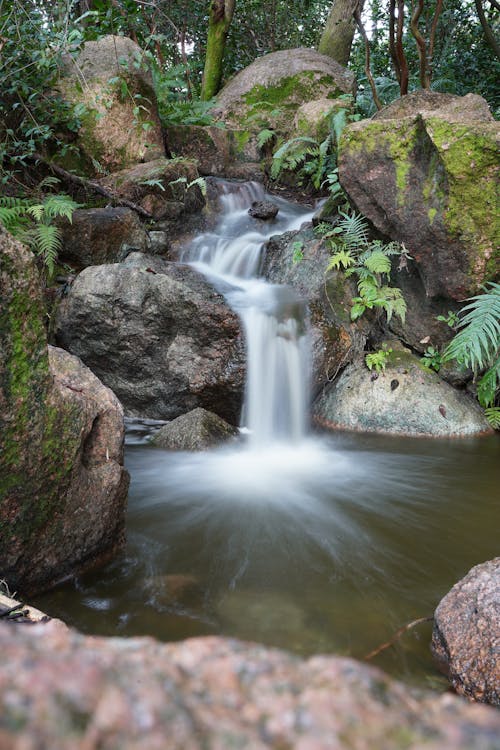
(318, 0), (364, 66)
(201, 0), (236, 101)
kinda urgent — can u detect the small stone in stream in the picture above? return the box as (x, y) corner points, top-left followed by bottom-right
(248, 201), (279, 220)
(151, 407), (238, 451)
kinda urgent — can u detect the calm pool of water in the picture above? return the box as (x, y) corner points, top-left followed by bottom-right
(34, 429), (499, 689)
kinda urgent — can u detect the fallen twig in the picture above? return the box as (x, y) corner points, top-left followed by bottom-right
(364, 616), (434, 661)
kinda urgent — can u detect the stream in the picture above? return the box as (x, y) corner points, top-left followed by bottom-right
(34, 181), (499, 689)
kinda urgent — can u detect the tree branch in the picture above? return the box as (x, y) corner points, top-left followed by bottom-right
(410, 0), (430, 88)
(354, 7), (383, 110)
(396, 0), (409, 95)
(31, 154), (153, 219)
(474, 0), (500, 59)
(428, 0), (444, 81)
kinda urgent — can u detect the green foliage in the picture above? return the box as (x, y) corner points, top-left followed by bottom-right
(0, 181), (80, 276)
(443, 282), (500, 413)
(270, 105), (359, 193)
(436, 310), (460, 329)
(319, 211), (409, 324)
(420, 346), (442, 372)
(484, 407), (500, 429)
(292, 240), (304, 264)
(365, 346), (393, 373)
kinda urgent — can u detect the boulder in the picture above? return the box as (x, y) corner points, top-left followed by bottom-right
(58, 35), (164, 174)
(261, 226), (368, 395)
(294, 97), (348, 141)
(99, 158), (205, 227)
(152, 407), (238, 451)
(54, 253), (246, 424)
(339, 91), (499, 300)
(59, 207), (148, 268)
(1, 625), (500, 749)
(432, 558), (500, 706)
(0, 227), (128, 594)
(248, 201), (279, 220)
(213, 48), (356, 134)
(166, 124), (262, 179)
(313, 345), (492, 437)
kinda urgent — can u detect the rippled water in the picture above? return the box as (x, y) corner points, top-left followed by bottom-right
(35, 428), (499, 688)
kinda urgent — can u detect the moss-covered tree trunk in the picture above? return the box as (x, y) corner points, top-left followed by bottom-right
(318, 0), (364, 66)
(201, 0), (236, 101)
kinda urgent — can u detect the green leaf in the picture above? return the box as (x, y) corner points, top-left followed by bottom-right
(364, 250), (391, 275)
(327, 249), (354, 271)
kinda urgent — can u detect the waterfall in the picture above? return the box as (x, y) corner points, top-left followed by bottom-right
(183, 181), (315, 446)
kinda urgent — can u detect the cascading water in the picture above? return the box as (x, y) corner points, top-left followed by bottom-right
(183, 181), (314, 445)
(33, 180), (499, 687)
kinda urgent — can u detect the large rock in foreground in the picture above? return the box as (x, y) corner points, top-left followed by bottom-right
(432, 558), (500, 706)
(214, 48), (355, 132)
(0, 228), (128, 594)
(55, 254), (245, 424)
(1, 624), (499, 749)
(339, 92), (499, 299)
(58, 35), (164, 174)
(313, 347), (492, 437)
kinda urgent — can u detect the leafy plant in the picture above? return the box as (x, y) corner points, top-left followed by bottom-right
(365, 347), (393, 373)
(436, 310), (460, 329)
(420, 346), (442, 372)
(0, 180), (80, 276)
(270, 106), (358, 192)
(319, 211), (409, 324)
(442, 282), (500, 409)
(292, 240), (304, 264)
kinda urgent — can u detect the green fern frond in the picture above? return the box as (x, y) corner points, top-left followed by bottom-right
(476, 356), (500, 408)
(32, 224), (61, 276)
(331, 108), (347, 145)
(364, 250), (392, 275)
(443, 283), (500, 372)
(336, 211), (370, 250)
(257, 128), (275, 149)
(484, 407), (500, 429)
(327, 249), (354, 271)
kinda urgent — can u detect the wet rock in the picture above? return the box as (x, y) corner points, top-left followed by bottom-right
(248, 201), (279, 220)
(262, 226), (368, 395)
(145, 574), (205, 609)
(1, 625), (500, 749)
(432, 558), (500, 706)
(99, 158), (205, 230)
(59, 207), (148, 268)
(152, 407), (239, 451)
(214, 48), (356, 134)
(58, 35), (164, 175)
(55, 253), (245, 424)
(0, 226), (128, 595)
(313, 346), (492, 437)
(339, 91), (499, 299)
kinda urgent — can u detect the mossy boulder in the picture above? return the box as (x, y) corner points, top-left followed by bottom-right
(313, 344), (492, 437)
(339, 92), (499, 300)
(293, 97), (348, 141)
(0, 227), (129, 595)
(57, 35), (164, 175)
(99, 158), (205, 228)
(213, 49), (355, 137)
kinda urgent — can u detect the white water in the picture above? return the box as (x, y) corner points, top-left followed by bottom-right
(184, 181), (315, 446)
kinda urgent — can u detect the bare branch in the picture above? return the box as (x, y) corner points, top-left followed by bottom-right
(474, 0), (500, 59)
(410, 0), (430, 88)
(354, 7), (383, 110)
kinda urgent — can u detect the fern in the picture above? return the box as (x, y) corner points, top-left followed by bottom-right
(364, 250), (392, 275)
(0, 188), (79, 277)
(443, 283), (500, 373)
(484, 407), (500, 429)
(327, 249), (354, 271)
(257, 128), (275, 149)
(365, 347), (393, 373)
